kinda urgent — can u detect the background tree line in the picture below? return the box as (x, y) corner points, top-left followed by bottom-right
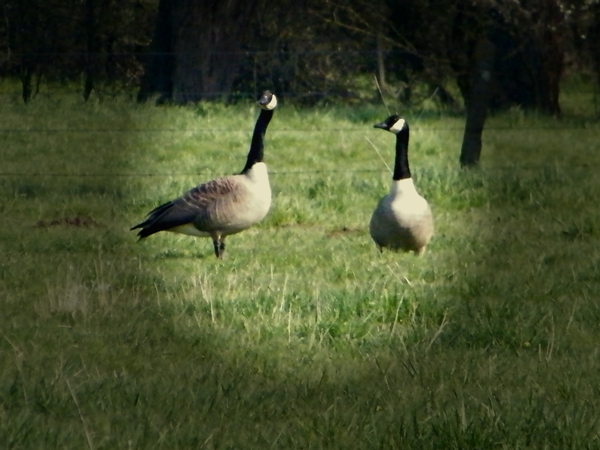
(2, 0), (600, 114)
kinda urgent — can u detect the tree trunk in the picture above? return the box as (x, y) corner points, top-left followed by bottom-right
(21, 66), (33, 103)
(138, 0), (259, 104)
(83, 0), (95, 101)
(501, 1), (564, 116)
(460, 39), (495, 168)
(588, 2), (600, 104)
(137, 0), (174, 103)
(450, 2), (563, 116)
(376, 31), (387, 90)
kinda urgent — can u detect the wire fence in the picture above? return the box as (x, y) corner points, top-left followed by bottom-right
(0, 162), (598, 179)
(0, 170), (385, 178)
(0, 125), (598, 133)
(1, 125), (599, 178)
(2, 80), (598, 179)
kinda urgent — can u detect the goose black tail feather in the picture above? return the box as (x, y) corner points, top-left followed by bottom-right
(130, 200), (175, 239)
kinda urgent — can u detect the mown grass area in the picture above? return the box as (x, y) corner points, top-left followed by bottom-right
(2, 85), (600, 448)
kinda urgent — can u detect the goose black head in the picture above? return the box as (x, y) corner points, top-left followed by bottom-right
(373, 115), (407, 135)
(258, 91), (278, 111)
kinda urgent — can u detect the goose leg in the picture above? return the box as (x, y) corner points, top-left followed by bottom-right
(211, 235), (226, 259)
(210, 232), (222, 259)
(212, 239), (220, 258)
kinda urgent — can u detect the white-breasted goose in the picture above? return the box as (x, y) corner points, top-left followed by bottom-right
(369, 115), (433, 254)
(131, 91), (277, 258)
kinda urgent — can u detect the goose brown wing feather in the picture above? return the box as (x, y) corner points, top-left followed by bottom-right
(175, 176), (245, 231)
(132, 176), (243, 238)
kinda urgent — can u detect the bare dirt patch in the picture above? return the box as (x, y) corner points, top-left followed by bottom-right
(326, 226), (362, 237)
(35, 215), (104, 228)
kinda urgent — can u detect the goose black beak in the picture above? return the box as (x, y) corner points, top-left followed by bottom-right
(258, 91), (273, 107)
(373, 121), (388, 130)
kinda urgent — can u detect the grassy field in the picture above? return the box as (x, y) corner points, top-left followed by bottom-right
(2, 83), (600, 448)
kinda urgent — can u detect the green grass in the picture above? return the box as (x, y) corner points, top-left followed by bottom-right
(2, 87), (600, 449)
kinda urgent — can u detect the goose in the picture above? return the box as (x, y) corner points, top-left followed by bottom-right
(131, 91), (277, 258)
(369, 115), (433, 254)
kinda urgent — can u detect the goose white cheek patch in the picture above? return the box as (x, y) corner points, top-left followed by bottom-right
(261, 95), (278, 110)
(389, 118), (406, 134)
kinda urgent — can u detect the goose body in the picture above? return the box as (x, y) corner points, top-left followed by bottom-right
(369, 116), (433, 254)
(131, 91), (277, 258)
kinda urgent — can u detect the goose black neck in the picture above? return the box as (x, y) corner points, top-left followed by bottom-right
(241, 109), (274, 174)
(393, 126), (411, 181)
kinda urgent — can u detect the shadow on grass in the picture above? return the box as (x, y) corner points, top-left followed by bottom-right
(439, 164), (600, 350)
(5, 291), (599, 448)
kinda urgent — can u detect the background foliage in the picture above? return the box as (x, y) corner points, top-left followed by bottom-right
(2, 0), (600, 110)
